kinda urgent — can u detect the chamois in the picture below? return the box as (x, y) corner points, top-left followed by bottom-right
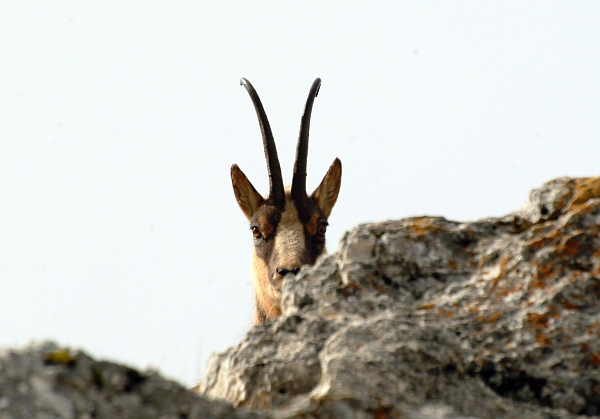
(231, 78), (342, 325)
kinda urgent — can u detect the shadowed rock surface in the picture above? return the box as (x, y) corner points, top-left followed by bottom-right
(0, 341), (267, 419)
(200, 177), (600, 419)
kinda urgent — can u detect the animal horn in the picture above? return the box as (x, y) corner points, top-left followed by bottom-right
(292, 78), (321, 202)
(240, 78), (285, 205)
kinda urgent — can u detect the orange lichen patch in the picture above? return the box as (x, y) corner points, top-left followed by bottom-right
(467, 305), (480, 314)
(535, 260), (555, 276)
(372, 406), (402, 419)
(591, 351), (600, 367)
(526, 236), (553, 251)
(569, 177), (600, 207)
(485, 256), (509, 296)
(593, 258), (600, 276)
(448, 260), (457, 270)
(471, 358), (486, 368)
(526, 312), (549, 329)
(587, 321), (600, 334)
(404, 217), (449, 236)
(436, 308), (454, 318)
(581, 343), (589, 352)
(530, 279), (547, 290)
(545, 305), (559, 317)
(486, 311), (502, 323)
(476, 311), (502, 323)
(369, 280), (388, 294)
(463, 230), (476, 239)
(418, 303), (435, 309)
(509, 282), (523, 293)
(339, 282), (360, 295)
(567, 199), (600, 220)
(531, 260), (557, 289)
(535, 333), (552, 346)
(561, 300), (580, 310)
(526, 227), (562, 249)
(518, 300), (534, 309)
(559, 234), (583, 257)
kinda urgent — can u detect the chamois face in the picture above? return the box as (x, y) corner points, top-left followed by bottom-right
(231, 162), (341, 324)
(231, 78), (341, 324)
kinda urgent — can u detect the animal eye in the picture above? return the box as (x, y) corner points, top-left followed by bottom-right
(251, 226), (263, 239)
(317, 223), (327, 236)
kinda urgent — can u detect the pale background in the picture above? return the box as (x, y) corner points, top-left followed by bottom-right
(1, 2), (598, 387)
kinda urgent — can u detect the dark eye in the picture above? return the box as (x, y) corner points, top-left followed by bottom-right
(251, 226), (263, 239)
(317, 223), (327, 236)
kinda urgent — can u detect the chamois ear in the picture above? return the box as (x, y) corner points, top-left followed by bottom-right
(231, 164), (264, 221)
(311, 158), (342, 218)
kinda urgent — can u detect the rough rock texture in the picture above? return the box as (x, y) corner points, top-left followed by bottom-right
(0, 341), (266, 419)
(2, 177), (598, 419)
(200, 177), (600, 419)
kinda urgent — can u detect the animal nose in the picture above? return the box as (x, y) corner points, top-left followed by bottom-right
(277, 267), (301, 277)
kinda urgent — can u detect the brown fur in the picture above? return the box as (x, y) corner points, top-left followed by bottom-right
(234, 175), (341, 324)
(231, 79), (342, 325)
(306, 212), (320, 237)
(311, 158), (342, 218)
(231, 164), (263, 221)
(251, 251), (281, 324)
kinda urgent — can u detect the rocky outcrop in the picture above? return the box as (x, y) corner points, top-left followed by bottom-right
(0, 341), (266, 419)
(200, 177), (600, 418)
(2, 177), (599, 419)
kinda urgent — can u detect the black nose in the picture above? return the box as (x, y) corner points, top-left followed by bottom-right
(277, 267), (301, 276)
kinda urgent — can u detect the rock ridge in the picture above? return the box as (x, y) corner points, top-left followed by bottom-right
(0, 341), (267, 419)
(1, 176), (599, 419)
(200, 176), (600, 418)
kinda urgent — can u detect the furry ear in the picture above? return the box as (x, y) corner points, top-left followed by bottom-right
(311, 158), (342, 218)
(231, 164), (264, 221)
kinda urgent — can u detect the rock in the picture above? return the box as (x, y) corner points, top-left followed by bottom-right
(199, 177), (600, 419)
(2, 177), (598, 419)
(0, 341), (267, 419)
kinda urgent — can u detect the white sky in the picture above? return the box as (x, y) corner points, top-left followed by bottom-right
(1, 2), (599, 387)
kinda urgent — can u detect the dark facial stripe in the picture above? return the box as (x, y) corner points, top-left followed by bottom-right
(251, 192), (327, 285)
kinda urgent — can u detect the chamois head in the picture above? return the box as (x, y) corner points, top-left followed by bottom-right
(231, 78), (342, 325)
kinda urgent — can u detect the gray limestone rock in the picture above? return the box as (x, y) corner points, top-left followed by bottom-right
(0, 341), (267, 419)
(2, 176), (599, 419)
(200, 177), (600, 419)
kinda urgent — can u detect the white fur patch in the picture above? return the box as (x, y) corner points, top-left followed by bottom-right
(273, 196), (306, 270)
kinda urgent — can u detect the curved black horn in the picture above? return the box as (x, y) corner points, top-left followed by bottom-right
(291, 78), (321, 202)
(240, 78), (285, 205)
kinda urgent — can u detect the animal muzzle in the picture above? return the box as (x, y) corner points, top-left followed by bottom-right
(270, 265), (302, 290)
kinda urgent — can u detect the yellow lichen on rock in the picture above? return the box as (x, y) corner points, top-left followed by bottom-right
(43, 349), (76, 367)
(569, 176), (600, 207)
